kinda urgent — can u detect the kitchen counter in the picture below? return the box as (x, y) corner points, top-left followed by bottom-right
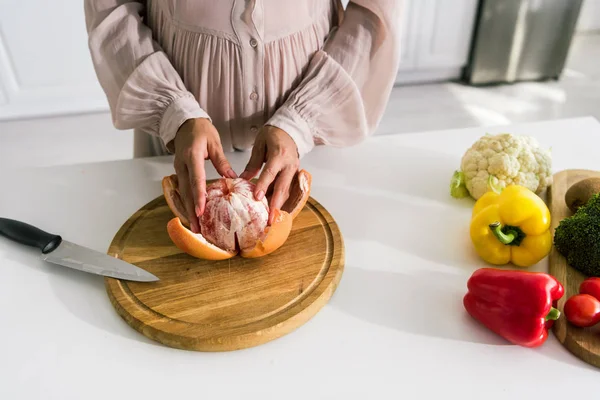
(2, 116), (600, 399)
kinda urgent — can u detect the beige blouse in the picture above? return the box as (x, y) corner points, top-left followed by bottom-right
(84, 0), (402, 158)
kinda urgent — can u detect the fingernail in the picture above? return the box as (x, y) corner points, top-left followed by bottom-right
(257, 190), (264, 200)
(227, 169), (237, 179)
(195, 206), (202, 217)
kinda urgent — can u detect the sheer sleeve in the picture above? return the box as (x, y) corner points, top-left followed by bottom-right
(266, 0), (403, 158)
(84, 1), (210, 149)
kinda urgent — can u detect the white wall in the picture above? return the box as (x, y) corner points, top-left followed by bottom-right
(0, 0), (109, 121)
(578, 0), (600, 32)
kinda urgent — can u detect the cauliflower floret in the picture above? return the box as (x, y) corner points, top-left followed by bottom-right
(451, 133), (552, 200)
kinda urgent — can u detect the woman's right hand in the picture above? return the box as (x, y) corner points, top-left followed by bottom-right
(172, 118), (237, 233)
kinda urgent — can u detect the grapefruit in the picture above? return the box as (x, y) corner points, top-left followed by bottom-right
(162, 170), (311, 260)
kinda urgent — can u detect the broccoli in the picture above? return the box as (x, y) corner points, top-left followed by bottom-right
(554, 192), (600, 277)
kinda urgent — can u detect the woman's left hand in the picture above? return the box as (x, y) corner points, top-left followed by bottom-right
(240, 125), (299, 224)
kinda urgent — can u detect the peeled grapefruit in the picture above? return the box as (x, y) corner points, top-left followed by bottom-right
(162, 170), (311, 260)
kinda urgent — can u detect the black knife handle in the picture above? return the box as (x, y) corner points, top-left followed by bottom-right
(0, 218), (62, 254)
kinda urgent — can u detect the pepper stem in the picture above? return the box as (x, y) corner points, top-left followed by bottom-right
(545, 307), (560, 321)
(489, 222), (516, 245)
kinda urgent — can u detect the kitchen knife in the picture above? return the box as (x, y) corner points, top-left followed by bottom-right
(0, 217), (159, 282)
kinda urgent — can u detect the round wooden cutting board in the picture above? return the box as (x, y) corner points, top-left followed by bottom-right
(549, 169), (600, 368)
(104, 189), (344, 352)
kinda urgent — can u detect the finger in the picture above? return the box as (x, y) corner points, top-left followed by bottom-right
(240, 140), (266, 181)
(208, 141), (237, 179)
(254, 157), (282, 202)
(174, 161), (200, 233)
(268, 166), (296, 225)
(265, 179), (275, 200)
(188, 153), (207, 219)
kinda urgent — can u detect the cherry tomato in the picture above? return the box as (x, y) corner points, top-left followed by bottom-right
(579, 277), (600, 301)
(564, 294), (600, 328)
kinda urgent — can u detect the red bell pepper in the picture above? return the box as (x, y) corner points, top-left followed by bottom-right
(463, 268), (564, 347)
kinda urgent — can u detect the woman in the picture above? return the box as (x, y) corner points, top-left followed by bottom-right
(84, 0), (401, 232)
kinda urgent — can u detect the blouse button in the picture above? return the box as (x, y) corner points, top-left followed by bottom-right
(250, 38), (258, 48)
(250, 126), (258, 134)
(249, 92), (258, 101)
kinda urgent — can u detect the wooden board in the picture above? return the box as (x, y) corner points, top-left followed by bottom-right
(104, 191), (344, 352)
(549, 169), (600, 368)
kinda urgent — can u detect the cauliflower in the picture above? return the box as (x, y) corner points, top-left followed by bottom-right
(450, 133), (552, 200)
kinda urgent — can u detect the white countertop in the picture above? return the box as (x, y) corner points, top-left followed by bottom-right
(2, 116), (600, 399)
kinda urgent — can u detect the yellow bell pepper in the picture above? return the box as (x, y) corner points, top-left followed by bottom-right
(470, 184), (552, 267)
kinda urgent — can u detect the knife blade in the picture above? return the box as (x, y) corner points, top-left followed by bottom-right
(0, 217), (159, 282)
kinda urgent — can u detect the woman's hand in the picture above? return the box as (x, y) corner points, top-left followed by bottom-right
(240, 125), (299, 224)
(171, 118), (237, 233)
